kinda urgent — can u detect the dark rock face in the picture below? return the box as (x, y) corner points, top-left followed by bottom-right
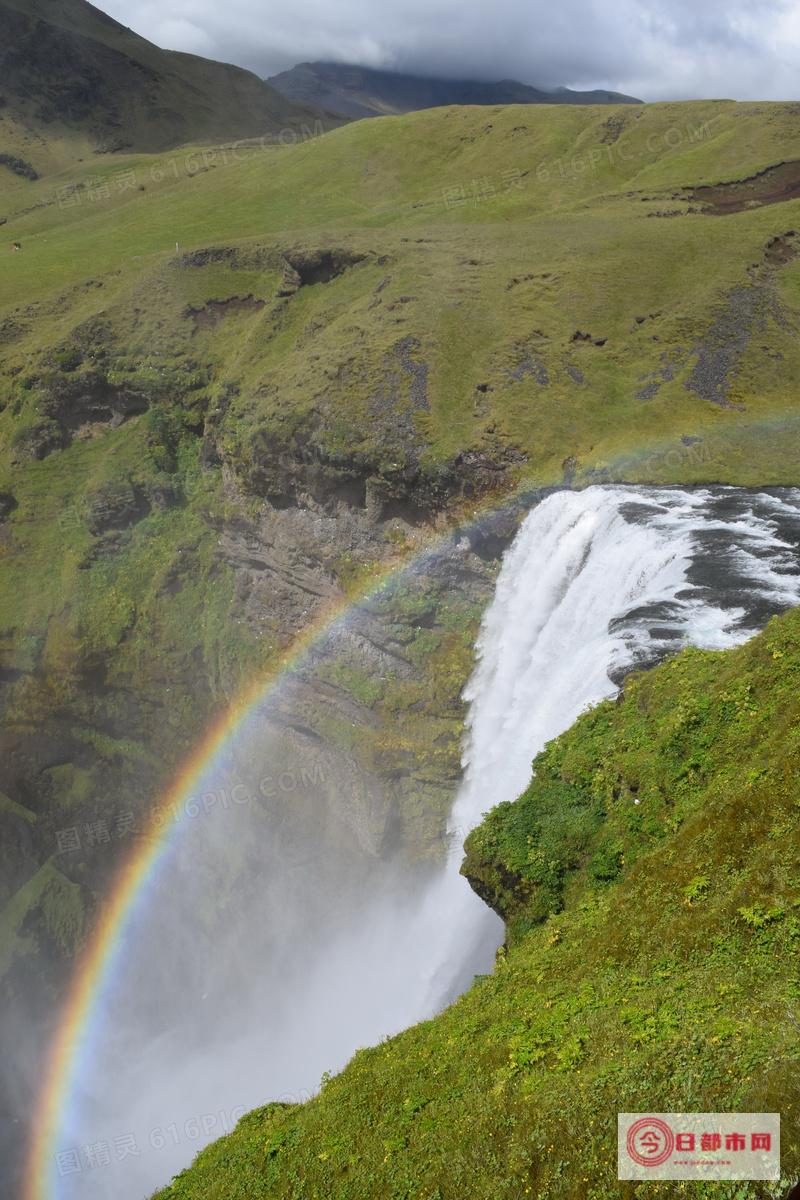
(11, 418), (67, 460)
(36, 368), (151, 434)
(83, 478), (149, 535)
(685, 287), (764, 409)
(235, 415), (518, 517)
(684, 236), (794, 409)
(764, 229), (798, 266)
(688, 160), (800, 215)
(284, 249), (366, 288)
(635, 348), (684, 403)
(0, 491), (17, 519)
(215, 503), (346, 638)
(634, 231), (798, 409)
(0, 153), (38, 181)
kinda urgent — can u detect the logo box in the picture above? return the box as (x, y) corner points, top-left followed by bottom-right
(618, 1113), (780, 1180)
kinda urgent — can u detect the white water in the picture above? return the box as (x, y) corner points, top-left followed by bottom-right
(58, 485), (800, 1199)
(401, 484), (800, 1010)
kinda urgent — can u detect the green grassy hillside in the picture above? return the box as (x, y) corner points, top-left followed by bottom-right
(5, 100), (800, 485)
(152, 605), (800, 1200)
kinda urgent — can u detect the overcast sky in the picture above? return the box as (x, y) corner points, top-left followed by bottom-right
(98, 0), (800, 101)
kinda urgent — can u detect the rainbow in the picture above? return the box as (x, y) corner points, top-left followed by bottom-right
(22, 512), (488, 1200)
(22, 456), (695, 1196)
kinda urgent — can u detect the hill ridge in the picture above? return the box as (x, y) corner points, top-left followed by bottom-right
(267, 60), (642, 119)
(0, 0), (337, 163)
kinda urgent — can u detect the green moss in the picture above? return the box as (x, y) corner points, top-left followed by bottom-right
(0, 862), (85, 979)
(316, 660), (387, 708)
(0, 791), (37, 825)
(42, 764), (93, 811)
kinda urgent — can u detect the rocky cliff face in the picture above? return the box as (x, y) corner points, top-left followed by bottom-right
(0, 325), (515, 1191)
(0, 234), (539, 1127)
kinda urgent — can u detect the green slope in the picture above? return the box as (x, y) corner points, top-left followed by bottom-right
(4, 100), (800, 486)
(151, 605), (800, 1200)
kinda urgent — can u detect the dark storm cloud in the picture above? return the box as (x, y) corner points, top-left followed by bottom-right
(98, 0), (800, 100)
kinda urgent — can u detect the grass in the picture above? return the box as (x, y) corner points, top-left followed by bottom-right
(152, 606), (800, 1200)
(6, 102), (800, 487)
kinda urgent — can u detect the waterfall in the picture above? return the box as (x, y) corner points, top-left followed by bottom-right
(59, 486), (800, 1200)
(452, 484), (800, 837)
(410, 485), (800, 1009)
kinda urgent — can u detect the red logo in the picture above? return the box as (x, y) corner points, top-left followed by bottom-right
(626, 1118), (675, 1167)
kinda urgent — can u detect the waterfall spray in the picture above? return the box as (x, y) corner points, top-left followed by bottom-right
(47, 486), (800, 1200)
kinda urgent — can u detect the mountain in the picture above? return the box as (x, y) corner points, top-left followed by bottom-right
(267, 60), (642, 119)
(0, 0), (336, 166)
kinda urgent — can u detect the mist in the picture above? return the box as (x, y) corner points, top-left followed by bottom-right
(52, 709), (499, 1199)
(45, 485), (800, 1199)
